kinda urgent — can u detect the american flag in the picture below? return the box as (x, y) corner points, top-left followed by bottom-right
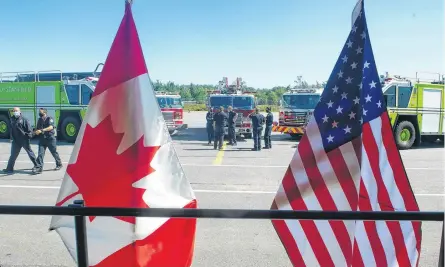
(271, 1), (422, 266)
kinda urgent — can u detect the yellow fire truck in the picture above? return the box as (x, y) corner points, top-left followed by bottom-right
(381, 73), (444, 149)
(273, 73), (444, 150)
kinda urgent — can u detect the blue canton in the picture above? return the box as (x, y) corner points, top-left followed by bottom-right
(313, 1), (386, 152)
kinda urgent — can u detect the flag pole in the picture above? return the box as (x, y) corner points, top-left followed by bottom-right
(439, 223), (444, 267)
(68, 200), (88, 267)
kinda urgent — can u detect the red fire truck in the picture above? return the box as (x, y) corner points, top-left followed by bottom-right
(273, 88), (323, 138)
(155, 91), (187, 134)
(207, 77), (256, 139)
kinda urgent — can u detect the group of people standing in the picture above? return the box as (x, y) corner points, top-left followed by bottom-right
(206, 106), (273, 151)
(2, 107), (63, 174)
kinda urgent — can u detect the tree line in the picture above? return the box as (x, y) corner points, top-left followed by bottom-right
(152, 79), (327, 106)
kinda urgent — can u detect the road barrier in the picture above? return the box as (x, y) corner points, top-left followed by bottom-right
(0, 200), (443, 267)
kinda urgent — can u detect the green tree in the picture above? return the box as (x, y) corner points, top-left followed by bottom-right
(180, 86), (192, 100)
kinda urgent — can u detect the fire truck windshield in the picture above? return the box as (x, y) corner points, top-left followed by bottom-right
(282, 94), (320, 109)
(209, 96), (232, 108)
(233, 96), (254, 109)
(157, 97), (183, 108)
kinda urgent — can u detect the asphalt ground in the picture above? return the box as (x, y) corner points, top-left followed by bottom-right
(0, 111), (443, 267)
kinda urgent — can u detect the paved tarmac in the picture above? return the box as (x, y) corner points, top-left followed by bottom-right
(0, 111), (443, 267)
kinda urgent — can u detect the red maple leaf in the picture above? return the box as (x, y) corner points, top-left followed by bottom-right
(58, 115), (160, 224)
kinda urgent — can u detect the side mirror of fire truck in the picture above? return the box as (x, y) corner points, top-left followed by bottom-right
(279, 99), (282, 106)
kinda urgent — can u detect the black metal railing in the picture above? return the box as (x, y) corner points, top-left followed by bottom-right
(0, 200), (443, 267)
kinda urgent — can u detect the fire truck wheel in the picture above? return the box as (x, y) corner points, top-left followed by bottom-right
(0, 114), (11, 139)
(61, 116), (81, 143)
(394, 120), (416, 150)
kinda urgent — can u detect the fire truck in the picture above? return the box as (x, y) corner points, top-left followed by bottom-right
(380, 72), (444, 149)
(206, 77), (256, 139)
(155, 91), (187, 135)
(273, 87), (323, 138)
(0, 69), (98, 143)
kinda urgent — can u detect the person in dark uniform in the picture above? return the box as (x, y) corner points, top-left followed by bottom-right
(227, 106), (238, 146)
(33, 108), (63, 174)
(205, 107), (214, 145)
(249, 108), (265, 151)
(2, 107), (40, 174)
(263, 107), (273, 149)
(213, 106), (228, 150)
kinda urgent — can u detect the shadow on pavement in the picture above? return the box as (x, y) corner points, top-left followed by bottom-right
(411, 141), (444, 150)
(223, 148), (257, 151)
(171, 127), (210, 142)
(182, 148), (216, 151)
(0, 139), (74, 146)
(0, 168), (35, 177)
(0, 176), (61, 181)
(172, 127), (252, 143)
(0, 167), (63, 180)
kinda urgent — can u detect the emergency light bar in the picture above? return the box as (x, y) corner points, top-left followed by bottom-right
(83, 77), (98, 82)
(289, 88), (318, 94)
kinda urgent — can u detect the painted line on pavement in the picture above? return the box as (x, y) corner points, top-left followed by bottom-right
(0, 160), (443, 170)
(0, 185), (443, 197)
(212, 141), (227, 165)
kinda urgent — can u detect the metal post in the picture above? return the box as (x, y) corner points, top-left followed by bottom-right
(69, 200), (89, 267)
(439, 223), (444, 267)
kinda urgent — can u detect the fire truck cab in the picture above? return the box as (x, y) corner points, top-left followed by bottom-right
(207, 77), (256, 139)
(155, 91), (187, 135)
(276, 88), (323, 137)
(380, 72), (444, 149)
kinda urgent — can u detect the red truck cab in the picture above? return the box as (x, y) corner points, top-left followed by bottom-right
(155, 92), (188, 134)
(277, 88), (322, 137)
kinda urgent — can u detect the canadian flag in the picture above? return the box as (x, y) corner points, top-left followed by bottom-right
(49, 1), (197, 266)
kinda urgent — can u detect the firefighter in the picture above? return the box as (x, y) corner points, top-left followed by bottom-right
(3, 107), (40, 174)
(205, 107), (214, 145)
(263, 106), (273, 149)
(249, 108), (265, 151)
(213, 106), (228, 150)
(227, 106), (238, 146)
(33, 108), (63, 173)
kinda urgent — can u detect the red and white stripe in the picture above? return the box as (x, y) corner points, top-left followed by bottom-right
(272, 111), (421, 267)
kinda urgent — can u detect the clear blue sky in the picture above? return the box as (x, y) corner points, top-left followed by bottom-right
(0, 0), (443, 88)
